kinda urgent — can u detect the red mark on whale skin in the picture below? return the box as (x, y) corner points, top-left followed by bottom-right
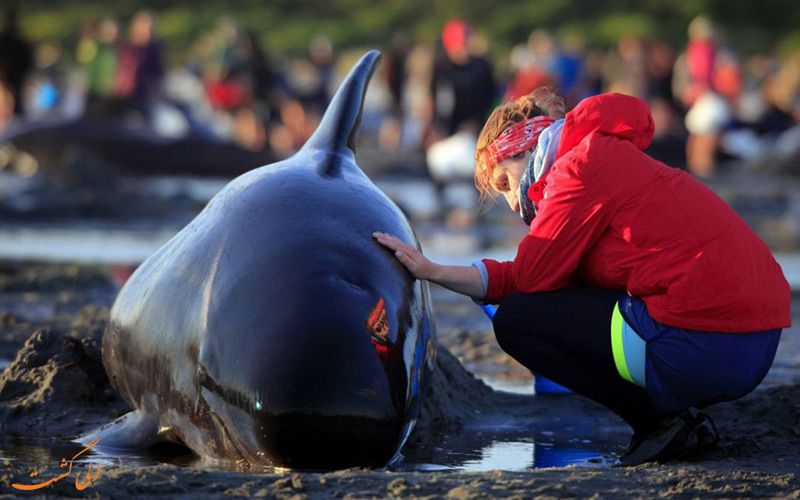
(366, 297), (404, 380)
(367, 298), (390, 347)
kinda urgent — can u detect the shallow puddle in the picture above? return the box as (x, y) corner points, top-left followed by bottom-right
(0, 429), (620, 475)
(397, 430), (620, 471)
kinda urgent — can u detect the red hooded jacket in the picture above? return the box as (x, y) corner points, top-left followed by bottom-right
(482, 93), (791, 333)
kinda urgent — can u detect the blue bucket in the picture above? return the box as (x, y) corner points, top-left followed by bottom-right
(533, 373), (573, 395)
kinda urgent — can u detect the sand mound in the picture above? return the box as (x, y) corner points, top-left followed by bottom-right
(0, 328), (127, 437)
(415, 347), (497, 431)
(705, 384), (800, 463)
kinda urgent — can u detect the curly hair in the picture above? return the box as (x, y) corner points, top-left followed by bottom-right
(474, 87), (566, 203)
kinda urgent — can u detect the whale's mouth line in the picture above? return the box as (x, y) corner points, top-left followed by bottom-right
(205, 405), (250, 464)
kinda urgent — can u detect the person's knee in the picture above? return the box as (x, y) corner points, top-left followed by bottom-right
(492, 295), (517, 330)
(492, 293), (528, 349)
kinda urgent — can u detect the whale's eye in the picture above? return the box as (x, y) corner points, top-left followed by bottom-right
(366, 297), (390, 346)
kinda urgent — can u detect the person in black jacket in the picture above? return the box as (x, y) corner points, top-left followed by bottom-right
(430, 19), (495, 137)
(0, 7), (33, 116)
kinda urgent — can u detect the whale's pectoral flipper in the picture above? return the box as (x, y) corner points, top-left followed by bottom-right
(76, 410), (162, 450)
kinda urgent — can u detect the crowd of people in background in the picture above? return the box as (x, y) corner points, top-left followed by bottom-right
(2, 7), (800, 192)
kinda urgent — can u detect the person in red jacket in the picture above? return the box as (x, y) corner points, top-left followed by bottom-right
(373, 88), (791, 465)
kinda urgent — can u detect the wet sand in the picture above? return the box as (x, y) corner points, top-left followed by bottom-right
(0, 262), (799, 499)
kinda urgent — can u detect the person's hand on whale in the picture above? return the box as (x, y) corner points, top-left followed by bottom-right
(372, 232), (436, 278)
(372, 231), (486, 301)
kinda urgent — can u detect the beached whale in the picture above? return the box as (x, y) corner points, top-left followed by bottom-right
(84, 50), (436, 470)
(0, 101), (277, 179)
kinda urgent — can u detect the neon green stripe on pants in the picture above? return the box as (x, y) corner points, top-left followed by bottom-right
(611, 302), (635, 384)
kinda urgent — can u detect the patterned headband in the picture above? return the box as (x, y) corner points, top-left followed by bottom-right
(485, 115), (554, 166)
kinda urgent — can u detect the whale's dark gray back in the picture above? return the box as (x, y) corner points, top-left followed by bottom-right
(100, 50), (436, 470)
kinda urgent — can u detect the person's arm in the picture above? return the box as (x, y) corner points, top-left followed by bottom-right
(372, 232), (485, 300)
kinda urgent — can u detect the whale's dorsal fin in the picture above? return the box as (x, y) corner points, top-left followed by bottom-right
(301, 50), (381, 176)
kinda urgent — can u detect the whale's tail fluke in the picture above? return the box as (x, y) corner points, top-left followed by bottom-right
(302, 50), (381, 175)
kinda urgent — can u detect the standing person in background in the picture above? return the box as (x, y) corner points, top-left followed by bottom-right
(575, 48), (606, 100)
(646, 40), (677, 104)
(430, 19), (495, 139)
(232, 31), (279, 113)
(0, 7), (33, 117)
(677, 16), (731, 177)
(377, 33), (413, 151)
(386, 32), (412, 121)
(503, 38), (555, 102)
(547, 34), (584, 107)
(606, 34), (648, 99)
(680, 16), (717, 108)
(426, 19), (495, 223)
(306, 36), (335, 116)
(84, 17), (120, 103)
(0, 85), (12, 133)
(374, 88), (790, 466)
(115, 10), (163, 101)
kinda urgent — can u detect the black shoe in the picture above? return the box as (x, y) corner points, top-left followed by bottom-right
(689, 410), (720, 454)
(619, 409), (721, 466)
(619, 413), (697, 466)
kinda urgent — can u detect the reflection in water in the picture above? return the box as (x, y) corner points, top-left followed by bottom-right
(533, 444), (617, 468)
(454, 441), (616, 471)
(10, 439), (101, 491)
(460, 440), (533, 471)
(0, 437), (197, 469)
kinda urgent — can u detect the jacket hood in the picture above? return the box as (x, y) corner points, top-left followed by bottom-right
(555, 93), (655, 160)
